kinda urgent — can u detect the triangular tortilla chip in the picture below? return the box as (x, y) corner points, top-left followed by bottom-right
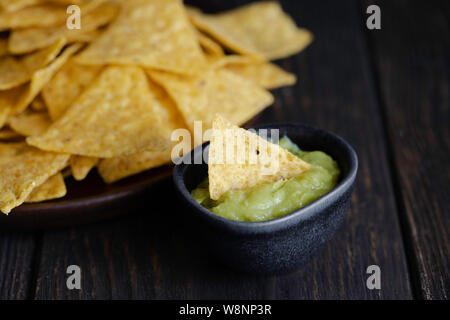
(0, 38), (65, 90)
(0, 0), (105, 28)
(76, 0), (206, 75)
(188, 2), (313, 60)
(224, 60), (297, 89)
(7, 110), (51, 136)
(0, 107), (9, 128)
(8, 1), (119, 54)
(147, 68), (273, 131)
(208, 115), (312, 200)
(42, 59), (102, 120)
(0, 37), (7, 57)
(0, 0), (43, 12)
(0, 142), (69, 214)
(30, 94), (47, 111)
(26, 172), (66, 203)
(0, 127), (22, 140)
(70, 155), (98, 181)
(0, 4), (67, 30)
(197, 31), (224, 57)
(27, 66), (169, 158)
(98, 78), (190, 183)
(10, 41), (81, 115)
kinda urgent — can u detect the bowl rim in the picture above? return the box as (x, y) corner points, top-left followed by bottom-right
(173, 122), (358, 234)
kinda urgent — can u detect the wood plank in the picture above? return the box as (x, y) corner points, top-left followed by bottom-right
(34, 179), (268, 299)
(251, 0), (413, 299)
(364, 0), (450, 299)
(0, 232), (37, 299)
(34, 0), (413, 299)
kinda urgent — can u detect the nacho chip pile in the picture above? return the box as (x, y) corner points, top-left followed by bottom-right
(0, 0), (312, 214)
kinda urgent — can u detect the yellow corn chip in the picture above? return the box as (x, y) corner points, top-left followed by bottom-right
(70, 155), (98, 181)
(205, 54), (251, 66)
(0, 4), (67, 31)
(0, 86), (24, 121)
(42, 59), (101, 120)
(147, 68), (274, 131)
(0, 142), (69, 214)
(8, 110), (51, 136)
(98, 150), (170, 184)
(8, 1), (119, 54)
(197, 31), (225, 57)
(30, 94), (46, 111)
(0, 127), (22, 140)
(76, 0), (206, 75)
(27, 66), (169, 158)
(0, 106), (9, 128)
(208, 115), (312, 200)
(25, 172), (66, 203)
(188, 2), (313, 60)
(98, 79), (190, 183)
(10, 41), (81, 115)
(0, 37), (7, 57)
(225, 60), (297, 89)
(0, 0), (43, 12)
(0, 38), (65, 90)
(0, 56), (29, 90)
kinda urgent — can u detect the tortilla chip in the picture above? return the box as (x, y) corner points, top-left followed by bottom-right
(8, 110), (51, 136)
(147, 68), (274, 131)
(0, 86), (23, 120)
(42, 59), (102, 120)
(76, 0), (206, 75)
(0, 57), (29, 90)
(27, 66), (169, 158)
(225, 60), (297, 89)
(0, 38), (65, 90)
(98, 150), (167, 183)
(0, 107), (9, 128)
(0, 0), (43, 12)
(197, 31), (224, 57)
(10, 41), (81, 115)
(70, 155), (98, 181)
(0, 37), (8, 57)
(0, 142), (69, 214)
(25, 172), (66, 203)
(98, 78), (189, 183)
(188, 2), (313, 60)
(0, 127), (22, 140)
(208, 115), (312, 200)
(205, 54), (258, 70)
(0, 4), (67, 31)
(8, 1), (119, 54)
(30, 94), (46, 111)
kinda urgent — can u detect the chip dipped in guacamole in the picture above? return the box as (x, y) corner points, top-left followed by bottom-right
(191, 116), (340, 222)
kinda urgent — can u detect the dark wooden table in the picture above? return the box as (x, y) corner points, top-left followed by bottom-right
(0, 0), (448, 300)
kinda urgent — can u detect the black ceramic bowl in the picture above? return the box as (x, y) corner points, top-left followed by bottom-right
(173, 123), (358, 274)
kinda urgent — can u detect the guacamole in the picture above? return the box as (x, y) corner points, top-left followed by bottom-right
(191, 137), (340, 222)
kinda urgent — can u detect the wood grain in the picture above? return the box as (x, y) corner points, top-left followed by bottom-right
(255, 0), (413, 299)
(364, 0), (450, 299)
(0, 232), (37, 299)
(32, 0), (414, 299)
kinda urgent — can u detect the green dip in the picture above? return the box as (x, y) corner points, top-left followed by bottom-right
(191, 136), (340, 222)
